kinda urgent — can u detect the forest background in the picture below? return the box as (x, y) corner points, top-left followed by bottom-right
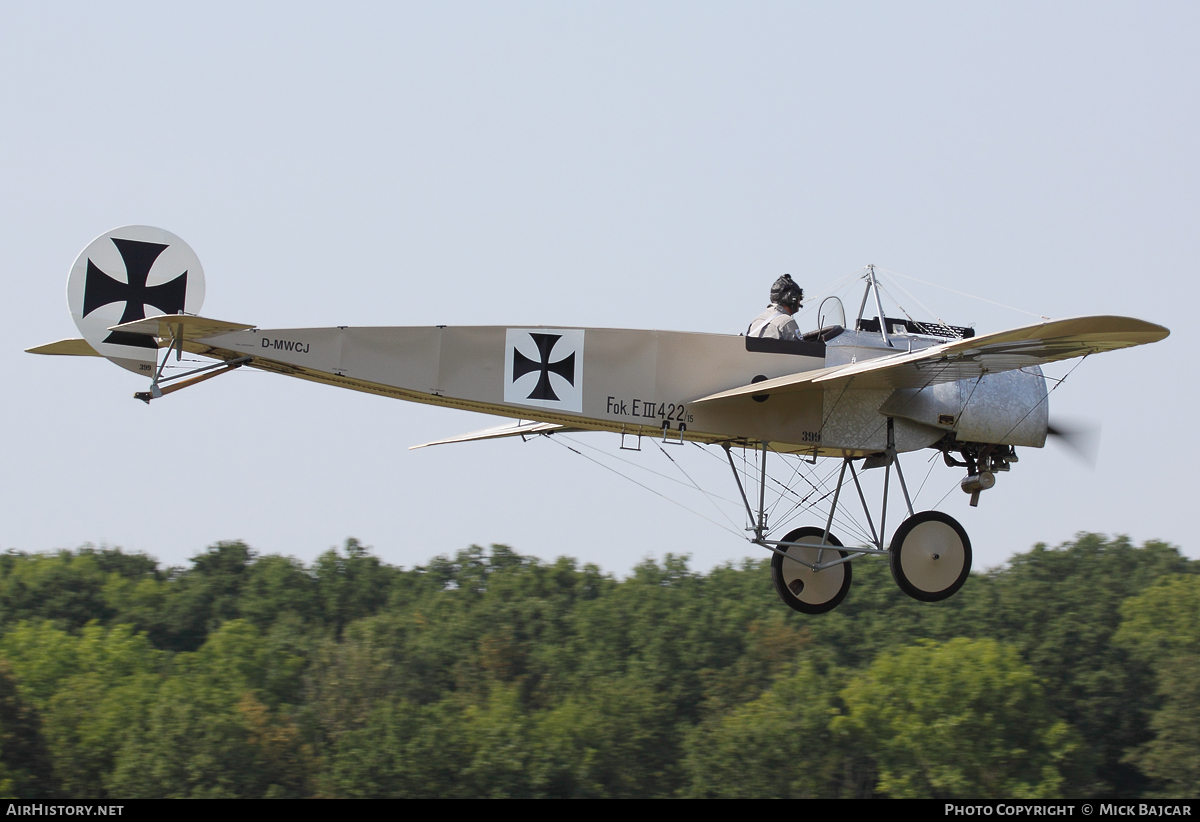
(0, 532), (1195, 799)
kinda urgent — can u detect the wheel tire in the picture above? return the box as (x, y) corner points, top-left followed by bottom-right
(770, 527), (852, 614)
(889, 511), (972, 602)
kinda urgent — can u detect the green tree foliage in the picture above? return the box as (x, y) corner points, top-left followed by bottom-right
(0, 548), (158, 633)
(0, 534), (1189, 797)
(838, 638), (1088, 798)
(530, 675), (676, 797)
(322, 697), (470, 798)
(953, 536), (1188, 796)
(1, 621), (164, 797)
(1115, 575), (1200, 797)
(314, 538), (400, 638)
(106, 620), (313, 798)
(1121, 654), (1200, 798)
(684, 656), (849, 798)
(1114, 574), (1200, 662)
(0, 661), (56, 798)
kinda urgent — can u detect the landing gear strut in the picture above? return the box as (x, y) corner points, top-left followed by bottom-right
(723, 433), (973, 614)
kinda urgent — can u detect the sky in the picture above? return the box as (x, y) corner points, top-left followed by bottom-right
(2, 1), (1196, 577)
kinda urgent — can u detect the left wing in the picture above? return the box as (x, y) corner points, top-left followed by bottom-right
(696, 315), (1169, 403)
(410, 420), (571, 449)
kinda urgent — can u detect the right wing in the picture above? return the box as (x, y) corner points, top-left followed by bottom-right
(696, 315), (1169, 403)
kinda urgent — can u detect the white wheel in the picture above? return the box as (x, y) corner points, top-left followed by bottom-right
(889, 511), (972, 602)
(770, 527), (852, 614)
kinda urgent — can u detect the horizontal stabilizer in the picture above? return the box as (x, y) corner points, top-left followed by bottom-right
(108, 314), (256, 341)
(25, 338), (103, 357)
(696, 315), (1170, 403)
(410, 420), (570, 449)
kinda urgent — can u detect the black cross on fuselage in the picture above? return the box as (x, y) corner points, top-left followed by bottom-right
(82, 238), (188, 349)
(512, 333), (575, 402)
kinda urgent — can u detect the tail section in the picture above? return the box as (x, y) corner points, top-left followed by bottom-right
(61, 225), (205, 375)
(25, 338), (102, 357)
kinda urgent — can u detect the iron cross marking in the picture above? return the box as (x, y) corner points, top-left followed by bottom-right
(512, 333), (576, 402)
(82, 238), (188, 349)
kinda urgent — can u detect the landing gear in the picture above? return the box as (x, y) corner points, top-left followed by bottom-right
(722, 431), (976, 614)
(770, 527), (852, 614)
(889, 511), (972, 602)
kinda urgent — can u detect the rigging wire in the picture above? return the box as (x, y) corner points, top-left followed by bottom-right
(764, 450), (812, 524)
(771, 458), (877, 544)
(911, 450), (941, 506)
(652, 439), (742, 533)
(769, 460), (839, 529)
(739, 445), (878, 546)
(874, 272), (953, 330)
(793, 267), (868, 326)
(558, 434), (739, 503)
(694, 442), (874, 544)
(873, 281), (917, 324)
(539, 435), (745, 539)
(930, 478), (961, 512)
(875, 267), (1051, 321)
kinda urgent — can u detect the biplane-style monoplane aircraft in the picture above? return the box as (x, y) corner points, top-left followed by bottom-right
(29, 226), (1170, 613)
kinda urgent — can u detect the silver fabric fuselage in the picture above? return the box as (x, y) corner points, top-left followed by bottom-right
(185, 323), (1048, 456)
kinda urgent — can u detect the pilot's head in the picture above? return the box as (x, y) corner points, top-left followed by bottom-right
(771, 274), (803, 314)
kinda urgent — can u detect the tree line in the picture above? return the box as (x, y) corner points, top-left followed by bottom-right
(0, 533), (1194, 798)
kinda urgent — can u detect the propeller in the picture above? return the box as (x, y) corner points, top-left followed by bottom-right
(1047, 419), (1101, 468)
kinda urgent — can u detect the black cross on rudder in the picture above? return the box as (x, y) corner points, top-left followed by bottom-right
(82, 238), (188, 349)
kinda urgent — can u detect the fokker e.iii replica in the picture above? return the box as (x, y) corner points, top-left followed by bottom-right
(30, 226), (1170, 613)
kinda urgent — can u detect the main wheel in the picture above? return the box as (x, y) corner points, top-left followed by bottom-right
(770, 527), (852, 614)
(889, 511), (972, 602)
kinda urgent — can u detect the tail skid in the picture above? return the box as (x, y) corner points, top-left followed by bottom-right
(133, 355), (252, 404)
(29, 221), (255, 401)
(108, 313), (257, 403)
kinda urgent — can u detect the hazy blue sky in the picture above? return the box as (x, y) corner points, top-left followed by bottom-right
(4, 2), (1195, 576)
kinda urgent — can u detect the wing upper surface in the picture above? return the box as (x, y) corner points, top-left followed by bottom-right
(694, 363), (845, 402)
(109, 314), (256, 340)
(696, 315), (1169, 403)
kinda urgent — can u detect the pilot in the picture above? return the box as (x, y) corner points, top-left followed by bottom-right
(747, 274), (803, 340)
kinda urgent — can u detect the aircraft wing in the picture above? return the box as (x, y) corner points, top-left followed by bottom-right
(695, 315), (1169, 403)
(410, 420), (571, 449)
(25, 338), (103, 357)
(693, 363), (848, 402)
(108, 314), (256, 341)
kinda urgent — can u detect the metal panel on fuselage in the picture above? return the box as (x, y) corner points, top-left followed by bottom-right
(194, 325), (828, 447)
